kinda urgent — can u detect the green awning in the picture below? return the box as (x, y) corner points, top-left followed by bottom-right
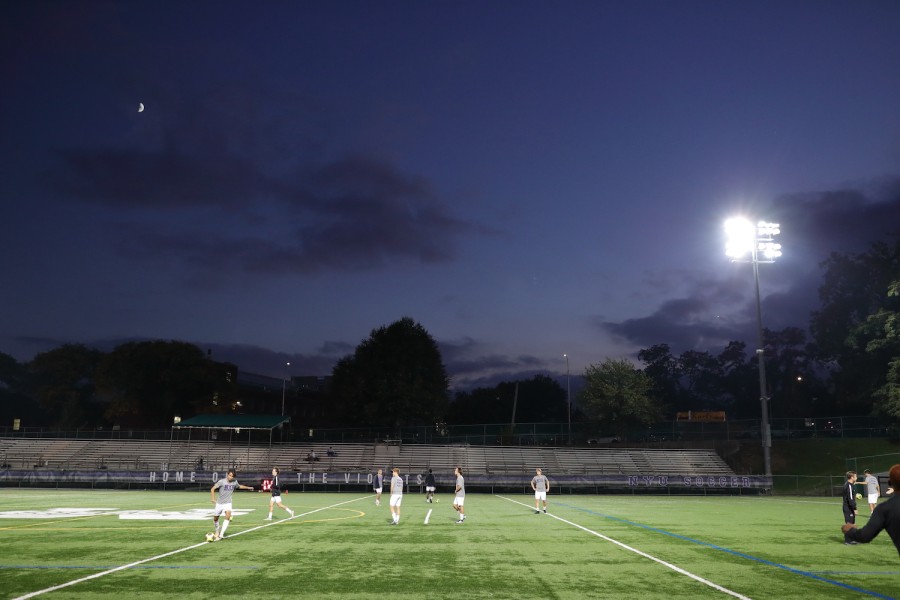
(173, 414), (289, 430)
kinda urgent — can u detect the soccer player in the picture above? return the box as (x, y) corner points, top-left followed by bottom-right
(863, 469), (880, 514)
(843, 464), (900, 557)
(210, 469), (255, 541)
(531, 467), (550, 514)
(841, 470), (858, 545)
(373, 468), (383, 506)
(425, 468), (436, 503)
(265, 467), (294, 521)
(389, 467), (403, 525)
(453, 466), (465, 524)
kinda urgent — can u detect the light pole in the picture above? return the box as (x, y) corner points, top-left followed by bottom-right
(281, 361), (291, 416)
(564, 353), (571, 445)
(725, 218), (781, 486)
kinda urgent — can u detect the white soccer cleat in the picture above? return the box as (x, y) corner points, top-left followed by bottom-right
(287, 509), (294, 517)
(264, 517), (273, 521)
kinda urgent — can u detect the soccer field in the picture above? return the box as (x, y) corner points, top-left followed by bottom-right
(0, 489), (896, 599)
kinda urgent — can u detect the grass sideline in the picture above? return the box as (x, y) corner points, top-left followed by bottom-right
(0, 489), (897, 599)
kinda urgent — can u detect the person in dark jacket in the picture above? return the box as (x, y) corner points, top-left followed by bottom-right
(841, 470), (858, 545)
(424, 469), (436, 503)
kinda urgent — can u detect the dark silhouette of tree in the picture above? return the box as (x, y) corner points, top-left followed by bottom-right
(28, 344), (104, 428)
(811, 237), (900, 415)
(447, 374), (567, 425)
(0, 352), (43, 427)
(330, 317), (449, 427)
(716, 341), (756, 419)
(638, 344), (680, 408)
(95, 340), (217, 428)
(853, 279), (900, 421)
(447, 386), (510, 425)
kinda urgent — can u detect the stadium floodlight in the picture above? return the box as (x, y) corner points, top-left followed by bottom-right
(725, 217), (782, 486)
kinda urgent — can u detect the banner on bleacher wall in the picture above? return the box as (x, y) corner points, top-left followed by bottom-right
(0, 469), (769, 489)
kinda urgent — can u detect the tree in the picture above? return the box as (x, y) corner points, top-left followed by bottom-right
(811, 238), (900, 415)
(715, 341), (757, 419)
(95, 341), (217, 427)
(677, 349), (724, 411)
(762, 326), (827, 418)
(862, 280), (900, 421)
(28, 344), (104, 428)
(638, 344), (680, 408)
(0, 352), (43, 427)
(639, 343), (744, 416)
(330, 317), (449, 427)
(447, 374), (567, 425)
(579, 358), (660, 438)
(447, 387), (510, 425)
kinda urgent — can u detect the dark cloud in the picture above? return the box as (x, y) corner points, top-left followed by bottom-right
(438, 337), (554, 390)
(601, 177), (900, 356)
(200, 343), (335, 378)
(318, 341), (354, 356)
(45, 81), (479, 276)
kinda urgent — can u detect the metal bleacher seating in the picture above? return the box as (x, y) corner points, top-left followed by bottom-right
(0, 437), (735, 478)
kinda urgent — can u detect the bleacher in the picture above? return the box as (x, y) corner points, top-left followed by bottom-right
(0, 437), (735, 477)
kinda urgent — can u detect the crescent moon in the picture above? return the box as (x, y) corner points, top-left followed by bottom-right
(138, 102), (144, 113)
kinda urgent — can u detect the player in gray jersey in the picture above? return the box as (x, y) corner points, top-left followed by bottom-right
(531, 468), (550, 514)
(389, 467), (404, 524)
(453, 466), (466, 524)
(863, 469), (880, 514)
(210, 469), (255, 540)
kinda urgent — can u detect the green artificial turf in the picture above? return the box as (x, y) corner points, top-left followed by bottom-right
(0, 489), (896, 599)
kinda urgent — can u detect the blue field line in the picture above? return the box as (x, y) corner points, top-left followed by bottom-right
(557, 502), (896, 600)
(0, 565), (258, 570)
(809, 571), (900, 576)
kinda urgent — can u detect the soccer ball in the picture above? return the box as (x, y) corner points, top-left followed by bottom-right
(205, 532), (216, 542)
(435, 498), (439, 503)
(855, 493), (863, 500)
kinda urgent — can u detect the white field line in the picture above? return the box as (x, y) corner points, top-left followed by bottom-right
(13, 495), (372, 600)
(424, 508), (433, 524)
(496, 495), (751, 600)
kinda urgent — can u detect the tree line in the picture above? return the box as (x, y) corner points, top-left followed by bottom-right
(1, 237), (898, 432)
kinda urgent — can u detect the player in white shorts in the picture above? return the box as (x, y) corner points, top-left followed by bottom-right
(453, 466), (466, 523)
(210, 469), (255, 540)
(864, 469), (880, 513)
(265, 467), (294, 520)
(531, 467), (550, 514)
(373, 468), (383, 506)
(389, 467), (403, 524)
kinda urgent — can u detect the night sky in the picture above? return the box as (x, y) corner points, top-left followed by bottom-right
(2, 1), (899, 389)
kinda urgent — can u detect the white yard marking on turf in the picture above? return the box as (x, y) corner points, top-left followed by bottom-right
(12, 496), (371, 600)
(424, 508), (432, 524)
(497, 496), (751, 600)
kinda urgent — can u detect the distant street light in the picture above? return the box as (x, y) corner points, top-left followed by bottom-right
(281, 361), (291, 416)
(564, 353), (571, 445)
(725, 217), (781, 486)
